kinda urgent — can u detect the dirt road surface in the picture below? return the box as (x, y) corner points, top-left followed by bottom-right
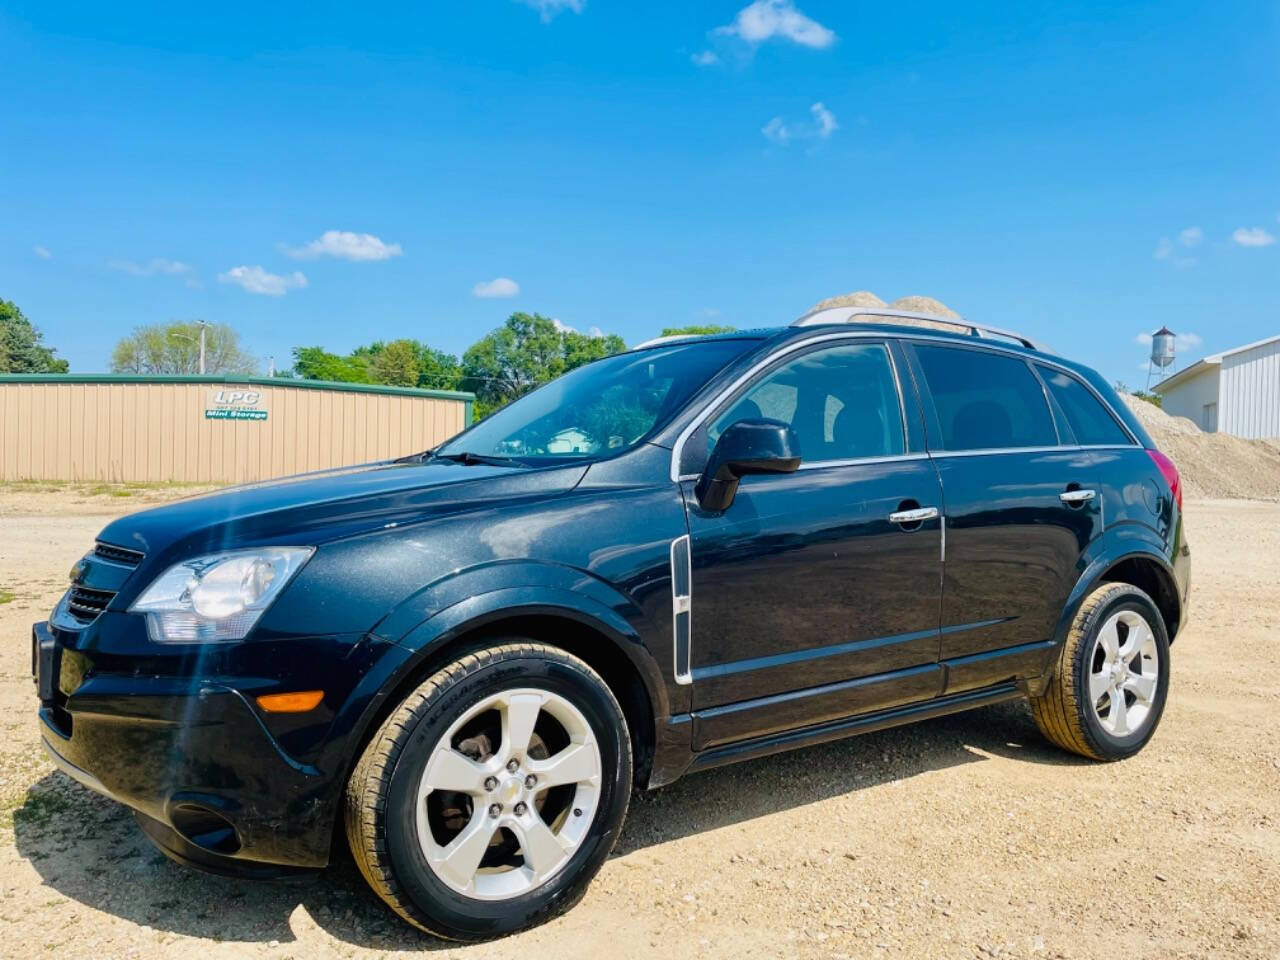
(1, 498), (1277, 959)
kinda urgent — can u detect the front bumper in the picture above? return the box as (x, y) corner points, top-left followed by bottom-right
(32, 617), (404, 875)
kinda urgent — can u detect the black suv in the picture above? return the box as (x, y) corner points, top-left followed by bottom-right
(32, 308), (1190, 940)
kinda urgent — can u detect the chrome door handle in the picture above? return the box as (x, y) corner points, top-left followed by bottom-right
(888, 506), (939, 524)
(1059, 489), (1097, 504)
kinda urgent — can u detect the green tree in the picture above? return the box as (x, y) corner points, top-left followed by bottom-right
(291, 346), (371, 382)
(368, 339), (420, 387)
(110, 321), (256, 375)
(659, 324), (736, 337)
(413, 344), (464, 391)
(462, 312), (627, 417)
(0, 298), (69, 373)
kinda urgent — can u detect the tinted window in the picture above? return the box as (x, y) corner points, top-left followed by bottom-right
(709, 343), (905, 463)
(1036, 365), (1131, 446)
(914, 345), (1057, 451)
(438, 338), (758, 462)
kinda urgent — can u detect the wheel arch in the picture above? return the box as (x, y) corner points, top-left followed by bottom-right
(1031, 538), (1181, 696)
(1096, 555), (1181, 644)
(341, 593), (666, 811)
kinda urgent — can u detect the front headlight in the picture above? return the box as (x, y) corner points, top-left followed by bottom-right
(129, 547), (314, 643)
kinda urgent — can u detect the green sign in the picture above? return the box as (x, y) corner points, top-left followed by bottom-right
(205, 408), (267, 421)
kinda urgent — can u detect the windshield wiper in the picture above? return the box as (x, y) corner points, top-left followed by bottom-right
(430, 451), (525, 467)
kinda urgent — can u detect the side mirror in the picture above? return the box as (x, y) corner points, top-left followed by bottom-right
(694, 418), (800, 512)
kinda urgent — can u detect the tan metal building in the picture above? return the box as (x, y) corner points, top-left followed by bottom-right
(0, 375), (474, 484)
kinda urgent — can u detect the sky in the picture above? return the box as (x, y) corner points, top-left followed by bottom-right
(2, 0), (1278, 387)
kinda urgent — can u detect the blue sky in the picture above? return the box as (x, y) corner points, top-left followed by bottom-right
(2, 0), (1278, 385)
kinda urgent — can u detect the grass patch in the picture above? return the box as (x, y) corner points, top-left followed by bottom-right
(0, 590), (14, 605)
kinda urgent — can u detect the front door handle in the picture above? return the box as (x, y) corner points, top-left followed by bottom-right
(888, 506), (939, 524)
(1059, 489), (1097, 505)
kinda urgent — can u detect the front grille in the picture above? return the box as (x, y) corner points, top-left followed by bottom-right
(65, 585), (116, 622)
(94, 542), (144, 567)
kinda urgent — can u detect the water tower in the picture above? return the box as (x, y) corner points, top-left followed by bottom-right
(1146, 326), (1176, 389)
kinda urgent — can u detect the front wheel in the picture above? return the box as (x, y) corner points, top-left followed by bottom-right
(344, 642), (632, 941)
(1030, 582), (1171, 761)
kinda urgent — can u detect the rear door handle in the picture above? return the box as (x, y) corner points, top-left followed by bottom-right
(1059, 489), (1097, 504)
(888, 506), (939, 524)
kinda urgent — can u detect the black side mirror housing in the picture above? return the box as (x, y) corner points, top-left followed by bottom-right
(694, 418), (801, 512)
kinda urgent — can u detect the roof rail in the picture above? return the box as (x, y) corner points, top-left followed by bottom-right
(632, 333), (704, 350)
(791, 306), (1043, 351)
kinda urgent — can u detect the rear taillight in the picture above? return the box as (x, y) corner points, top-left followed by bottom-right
(1146, 448), (1182, 510)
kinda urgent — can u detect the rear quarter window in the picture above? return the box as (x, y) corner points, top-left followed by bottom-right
(1036, 365), (1132, 446)
(913, 345), (1057, 451)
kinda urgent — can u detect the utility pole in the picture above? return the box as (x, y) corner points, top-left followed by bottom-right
(197, 320), (208, 375)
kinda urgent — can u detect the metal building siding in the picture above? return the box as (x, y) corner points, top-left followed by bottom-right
(1220, 339), (1280, 439)
(0, 377), (471, 483)
(1157, 365), (1221, 431)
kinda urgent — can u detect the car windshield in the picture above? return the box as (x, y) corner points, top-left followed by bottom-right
(437, 338), (759, 462)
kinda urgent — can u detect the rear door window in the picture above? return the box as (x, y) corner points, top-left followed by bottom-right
(1035, 365), (1131, 446)
(913, 345), (1057, 451)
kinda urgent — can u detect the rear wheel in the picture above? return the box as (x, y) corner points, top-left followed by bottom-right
(345, 642), (632, 940)
(1030, 582), (1170, 761)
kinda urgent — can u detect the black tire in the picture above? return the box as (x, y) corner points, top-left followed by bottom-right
(344, 641), (632, 941)
(1030, 582), (1171, 761)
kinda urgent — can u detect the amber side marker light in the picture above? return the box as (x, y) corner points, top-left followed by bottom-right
(256, 690), (325, 713)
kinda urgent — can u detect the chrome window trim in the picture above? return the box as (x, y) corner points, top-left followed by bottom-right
(669, 331), (1137, 482)
(930, 445), (1076, 458)
(796, 452), (929, 471)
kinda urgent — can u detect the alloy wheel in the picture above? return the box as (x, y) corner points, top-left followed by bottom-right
(1088, 609), (1160, 738)
(414, 687), (603, 900)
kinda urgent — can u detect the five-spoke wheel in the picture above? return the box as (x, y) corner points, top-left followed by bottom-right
(344, 642), (631, 941)
(1031, 582), (1170, 760)
(416, 688), (603, 899)
(1087, 609), (1160, 737)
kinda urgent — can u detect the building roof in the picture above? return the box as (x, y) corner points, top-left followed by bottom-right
(0, 372), (474, 402)
(1153, 333), (1280, 394)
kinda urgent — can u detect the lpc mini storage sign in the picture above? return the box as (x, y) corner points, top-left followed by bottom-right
(206, 387), (269, 421)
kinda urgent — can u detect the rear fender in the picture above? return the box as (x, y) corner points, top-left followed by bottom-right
(1030, 523), (1178, 694)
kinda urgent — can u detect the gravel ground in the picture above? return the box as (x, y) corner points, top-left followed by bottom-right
(1, 497), (1277, 960)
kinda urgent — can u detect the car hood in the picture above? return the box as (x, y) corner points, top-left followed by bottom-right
(96, 459), (590, 563)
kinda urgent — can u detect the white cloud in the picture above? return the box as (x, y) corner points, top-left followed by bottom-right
(285, 230), (403, 261)
(218, 265), (308, 296)
(762, 116), (793, 144)
(33, 245), (52, 259)
(109, 257), (201, 287)
(514, 0), (584, 23)
(1178, 226), (1203, 247)
(109, 257), (194, 277)
(549, 318), (603, 338)
(473, 277), (520, 298)
(811, 101), (837, 137)
(1232, 226), (1276, 248)
(691, 49), (721, 66)
(762, 101), (837, 144)
(1152, 236), (1194, 268)
(713, 0), (836, 49)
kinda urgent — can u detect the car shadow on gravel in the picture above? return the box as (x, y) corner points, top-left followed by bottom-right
(14, 700), (1084, 951)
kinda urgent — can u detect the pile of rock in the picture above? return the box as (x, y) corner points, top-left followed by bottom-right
(1121, 394), (1280, 501)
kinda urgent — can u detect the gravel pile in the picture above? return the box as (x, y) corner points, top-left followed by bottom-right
(1121, 393), (1280, 500)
